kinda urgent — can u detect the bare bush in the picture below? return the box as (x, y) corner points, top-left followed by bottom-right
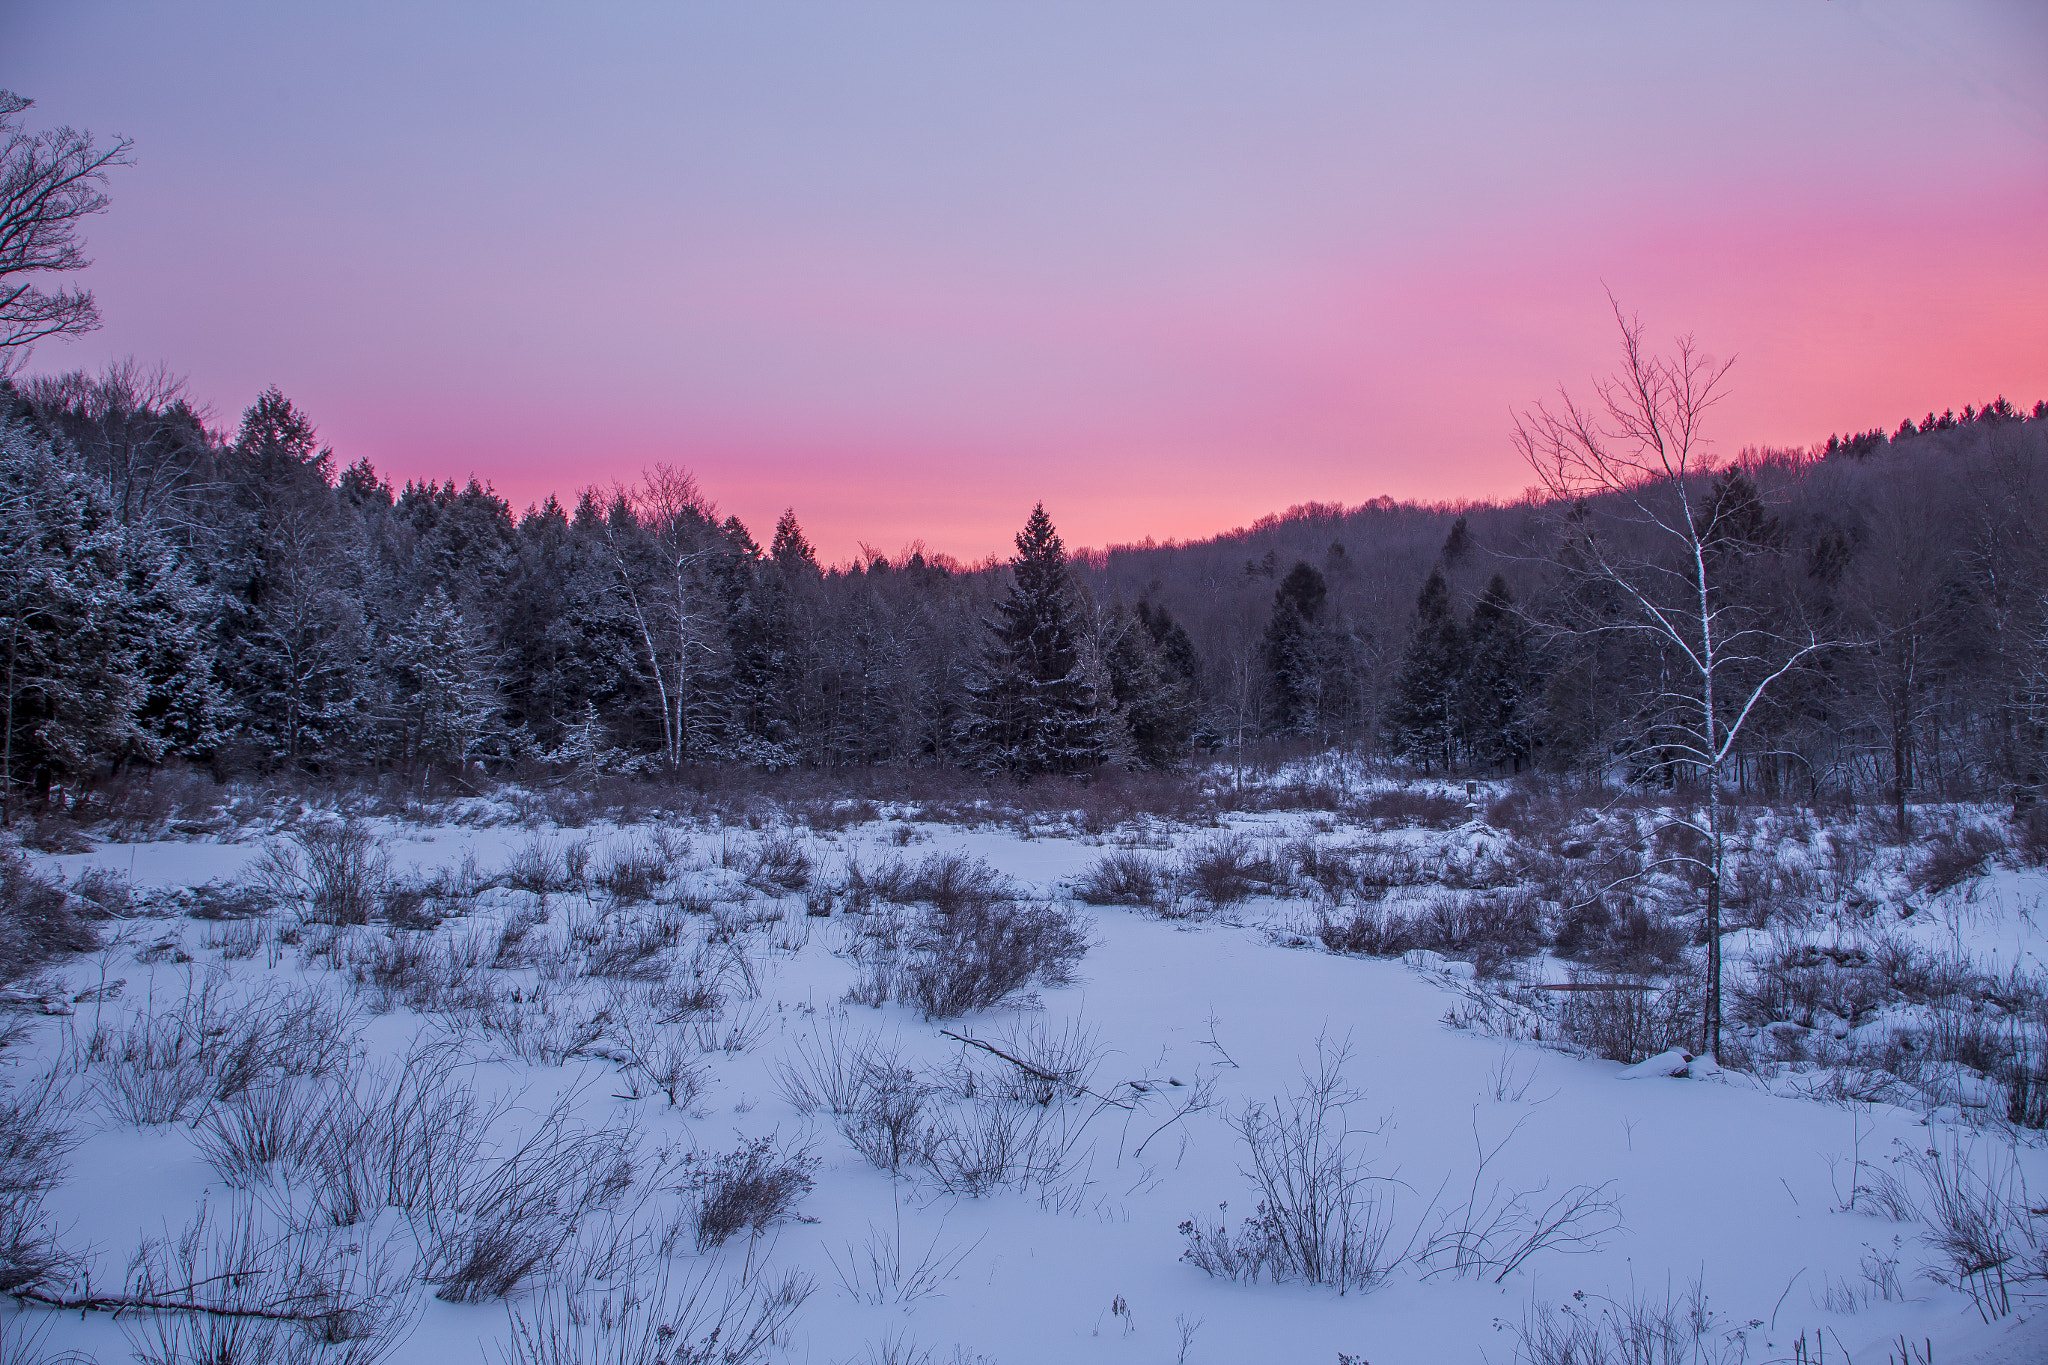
(419, 1103), (638, 1303)
(844, 853), (916, 911)
(93, 976), (357, 1126)
(1073, 849), (1165, 907)
(1914, 823), (2007, 895)
(685, 1135), (818, 1251)
(1315, 904), (1416, 957)
(1556, 972), (1703, 1065)
(1420, 1114), (1620, 1282)
(502, 838), (564, 894)
(1906, 1139), (2045, 1320)
(840, 1056), (935, 1175)
(828, 1209), (981, 1306)
(253, 819), (389, 925)
(1180, 1042), (1398, 1292)
(0, 1077), (79, 1296)
(922, 1099), (1079, 1197)
(747, 832), (812, 893)
(901, 901), (1089, 1020)
(596, 844), (668, 904)
(1515, 1278), (1742, 1365)
(499, 1260), (812, 1365)
(906, 852), (1012, 913)
(0, 849), (96, 982)
(120, 1198), (416, 1365)
(775, 1016), (882, 1116)
(1180, 835), (1265, 907)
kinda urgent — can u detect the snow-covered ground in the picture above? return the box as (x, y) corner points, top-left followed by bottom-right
(8, 794), (2048, 1364)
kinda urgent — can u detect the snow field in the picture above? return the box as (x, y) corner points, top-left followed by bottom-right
(9, 803), (2048, 1364)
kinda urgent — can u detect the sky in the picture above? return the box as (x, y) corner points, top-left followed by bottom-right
(3, 1), (2045, 565)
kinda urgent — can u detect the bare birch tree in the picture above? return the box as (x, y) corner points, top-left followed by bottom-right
(1514, 302), (1832, 1059)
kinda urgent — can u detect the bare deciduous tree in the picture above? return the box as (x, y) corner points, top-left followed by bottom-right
(1515, 301), (1833, 1059)
(0, 91), (133, 372)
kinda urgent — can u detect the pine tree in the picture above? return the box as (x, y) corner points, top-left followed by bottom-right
(1386, 568), (1466, 771)
(960, 505), (1105, 777)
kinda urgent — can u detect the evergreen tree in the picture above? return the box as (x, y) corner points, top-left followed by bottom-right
(1386, 568), (1465, 771)
(960, 505), (1105, 777)
(1101, 605), (1197, 768)
(0, 420), (146, 797)
(1262, 561), (1331, 734)
(381, 587), (500, 774)
(770, 509), (818, 573)
(1460, 574), (1534, 771)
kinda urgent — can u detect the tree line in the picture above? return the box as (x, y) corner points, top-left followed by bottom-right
(4, 361), (2046, 809)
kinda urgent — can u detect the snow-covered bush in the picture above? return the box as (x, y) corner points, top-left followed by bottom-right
(1072, 848), (1166, 906)
(901, 899), (1088, 1019)
(0, 848), (95, 982)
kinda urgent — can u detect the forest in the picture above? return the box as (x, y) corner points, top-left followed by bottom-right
(4, 364), (2046, 812)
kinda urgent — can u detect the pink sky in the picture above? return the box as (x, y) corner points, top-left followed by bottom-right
(5, 0), (2044, 563)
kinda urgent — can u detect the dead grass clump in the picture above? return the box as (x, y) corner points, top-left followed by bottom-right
(748, 832), (813, 892)
(0, 849), (95, 983)
(1555, 971), (1703, 1064)
(1315, 904), (1417, 957)
(901, 900), (1089, 1019)
(685, 1134), (818, 1250)
(1073, 849), (1166, 907)
(1915, 823), (2007, 895)
(1361, 788), (1466, 830)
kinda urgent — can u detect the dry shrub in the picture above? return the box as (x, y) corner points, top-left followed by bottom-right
(1315, 904), (1416, 957)
(1073, 848), (1166, 906)
(1552, 900), (1689, 975)
(253, 818), (389, 925)
(0, 1079), (78, 1296)
(1361, 788), (1466, 830)
(501, 1260), (812, 1365)
(748, 832), (812, 892)
(1180, 835), (1272, 907)
(905, 852), (1011, 913)
(1915, 823), (2007, 895)
(1555, 971), (1702, 1064)
(685, 1135), (818, 1250)
(902, 900), (1089, 1019)
(0, 849), (94, 983)
(1180, 1042), (1397, 1292)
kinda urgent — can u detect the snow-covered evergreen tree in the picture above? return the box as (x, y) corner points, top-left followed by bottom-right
(1387, 567), (1465, 772)
(381, 587), (500, 774)
(960, 505), (1106, 777)
(0, 420), (150, 798)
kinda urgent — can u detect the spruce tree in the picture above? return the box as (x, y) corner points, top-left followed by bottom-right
(1262, 561), (1331, 734)
(1460, 574), (1533, 771)
(1386, 567), (1465, 771)
(1101, 605), (1196, 769)
(960, 505), (1105, 777)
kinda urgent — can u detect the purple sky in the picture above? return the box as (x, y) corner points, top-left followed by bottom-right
(5, 0), (2045, 562)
